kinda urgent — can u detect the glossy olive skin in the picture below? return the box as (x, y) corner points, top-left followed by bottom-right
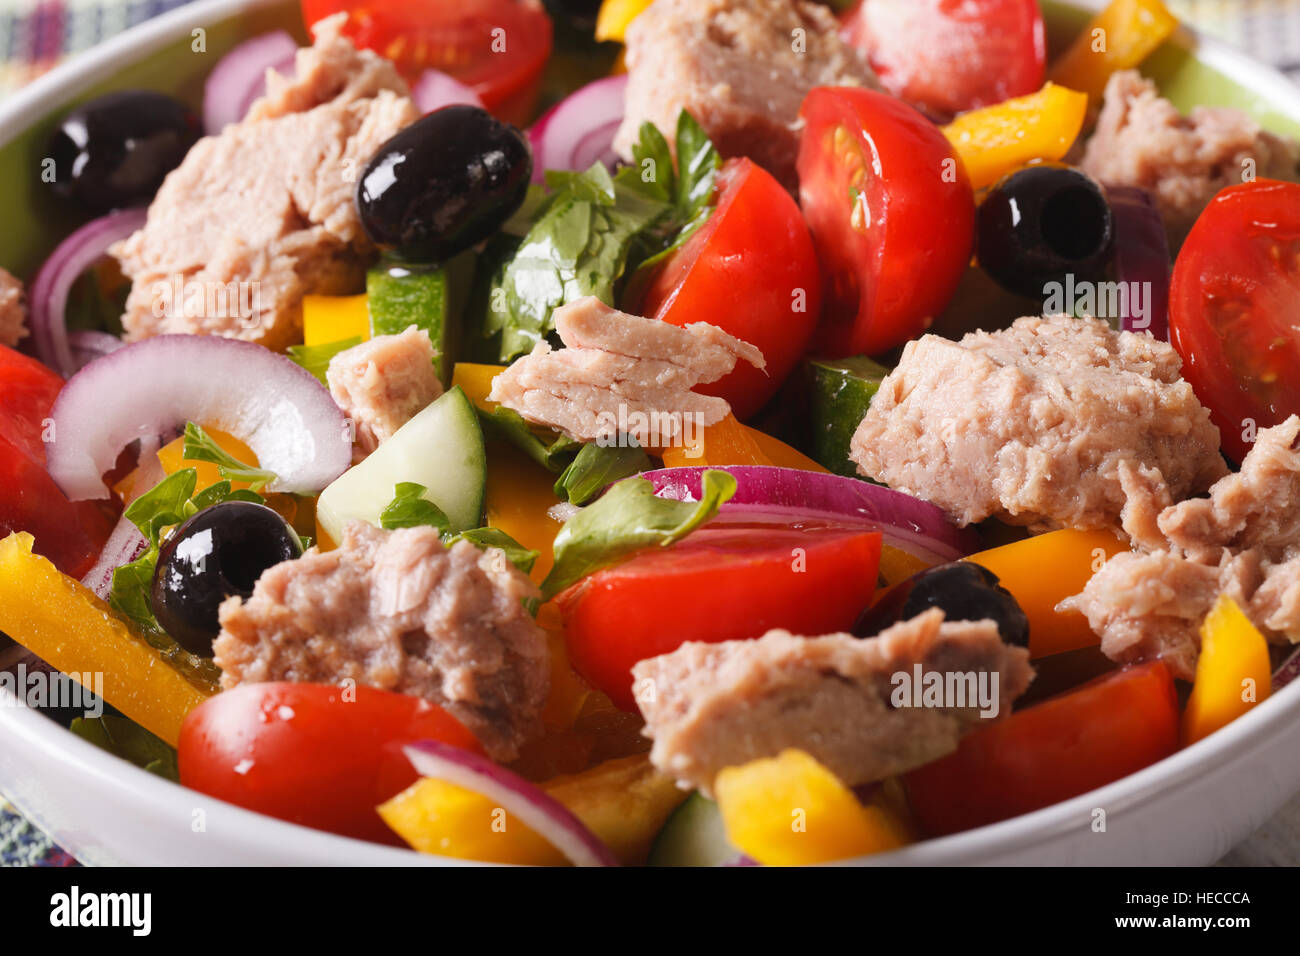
(151, 501), (302, 657)
(48, 90), (201, 212)
(357, 105), (533, 263)
(976, 165), (1114, 299)
(853, 561), (1030, 648)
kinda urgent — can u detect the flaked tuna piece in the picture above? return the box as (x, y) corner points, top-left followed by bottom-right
(327, 325), (441, 455)
(633, 609), (1034, 795)
(1063, 417), (1300, 679)
(1081, 70), (1300, 242)
(487, 296), (764, 446)
(613, 0), (878, 191)
(112, 14), (418, 352)
(850, 314), (1227, 532)
(0, 267), (27, 348)
(214, 521), (549, 761)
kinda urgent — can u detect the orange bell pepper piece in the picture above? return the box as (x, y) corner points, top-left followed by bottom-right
(156, 426), (259, 494)
(302, 293), (371, 347)
(1182, 595), (1272, 745)
(0, 533), (217, 745)
(966, 528), (1128, 659)
(661, 413), (771, 468)
(714, 749), (909, 866)
(745, 426), (831, 473)
(1049, 0), (1179, 102)
(483, 442), (566, 583)
(943, 83), (1089, 191)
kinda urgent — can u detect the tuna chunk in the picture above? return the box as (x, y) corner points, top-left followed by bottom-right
(0, 267), (26, 348)
(1081, 70), (1300, 242)
(1063, 417), (1300, 679)
(327, 325), (441, 455)
(633, 609), (1034, 794)
(487, 296), (764, 447)
(112, 15), (418, 352)
(613, 0), (878, 191)
(850, 314), (1227, 532)
(214, 521), (549, 761)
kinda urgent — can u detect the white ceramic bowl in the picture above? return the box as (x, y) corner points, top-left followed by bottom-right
(2, 0), (1300, 865)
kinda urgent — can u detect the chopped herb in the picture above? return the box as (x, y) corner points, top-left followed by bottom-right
(287, 336), (362, 384)
(380, 481), (452, 533)
(182, 422), (277, 491)
(540, 469), (737, 599)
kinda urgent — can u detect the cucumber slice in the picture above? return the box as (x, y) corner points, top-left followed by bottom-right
(317, 386), (486, 541)
(647, 792), (738, 867)
(367, 251), (475, 387)
(806, 356), (889, 477)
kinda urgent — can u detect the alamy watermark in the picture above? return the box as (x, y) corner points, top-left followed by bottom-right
(594, 404), (705, 457)
(151, 275), (261, 328)
(1043, 275), (1153, 330)
(890, 665), (1001, 719)
(0, 663), (104, 718)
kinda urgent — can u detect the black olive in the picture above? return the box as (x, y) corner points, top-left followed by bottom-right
(357, 105), (533, 263)
(151, 501), (302, 656)
(47, 90), (201, 212)
(975, 165), (1114, 299)
(853, 561), (1030, 648)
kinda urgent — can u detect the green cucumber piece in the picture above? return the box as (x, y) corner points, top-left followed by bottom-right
(317, 386), (486, 541)
(806, 356), (889, 477)
(647, 792), (738, 867)
(367, 250), (475, 386)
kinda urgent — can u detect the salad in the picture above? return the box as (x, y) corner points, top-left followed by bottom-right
(1, 0), (1299, 867)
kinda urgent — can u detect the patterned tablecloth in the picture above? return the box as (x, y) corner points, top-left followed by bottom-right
(3, 0), (1300, 866)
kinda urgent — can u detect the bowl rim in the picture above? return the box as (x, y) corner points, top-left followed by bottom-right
(2, 0), (1300, 866)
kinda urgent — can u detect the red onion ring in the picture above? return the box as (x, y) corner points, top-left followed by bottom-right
(203, 30), (299, 133)
(47, 334), (352, 501)
(79, 512), (148, 601)
(527, 73), (628, 184)
(403, 740), (619, 867)
(28, 208), (146, 378)
(412, 69), (485, 114)
(67, 329), (124, 371)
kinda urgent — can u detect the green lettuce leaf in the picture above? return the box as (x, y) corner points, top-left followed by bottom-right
(287, 336), (363, 384)
(181, 422), (277, 491)
(553, 441), (652, 506)
(380, 482), (452, 533)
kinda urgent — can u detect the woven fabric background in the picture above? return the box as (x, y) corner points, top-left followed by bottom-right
(3, 0), (1300, 866)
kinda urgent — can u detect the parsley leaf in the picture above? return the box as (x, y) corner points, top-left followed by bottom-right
(540, 469), (737, 600)
(287, 336), (363, 384)
(478, 406), (583, 473)
(445, 527), (540, 575)
(380, 482), (452, 533)
(553, 440), (652, 506)
(182, 422), (277, 491)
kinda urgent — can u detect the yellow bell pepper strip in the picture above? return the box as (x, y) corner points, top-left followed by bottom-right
(966, 528), (1128, 659)
(378, 753), (686, 865)
(1049, 0), (1178, 103)
(156, 426), (259, 494)
(745, 426), (831, 473)
(483, 442), (566, 583)
(595, 0), (654, 43)
(451, 362), (507, 412)
(713, 749), (908, 866)
(660, 413), (772, 468)
(0, 533), (217, 746)
(942, 83), (1088, 191)
(1182, 595), (1273, 746)
(301, 293), (371, 347)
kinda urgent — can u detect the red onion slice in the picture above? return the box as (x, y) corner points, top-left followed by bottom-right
(412, 69), (485, 114)
(79, 513), (148, 601)
(526, 74), (628, 184)
(1107, 184), (1171, 339)
(203, 30), (299, 133)
(47, 334), (352, 501)
(67, 329), (124, 371)
(642, 465), (979, 563)
(28, 208), (146, 378)
(402, 740), (619, 867)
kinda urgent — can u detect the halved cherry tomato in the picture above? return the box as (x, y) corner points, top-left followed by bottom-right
(0, 346), (115, 578)
(904, 661), (1180, 836)
(797, 87), (975, 358)
(1170, 179), (1300, 464)
(300, 0), (553, 125)
(557, 518), (882, 710)
(178, 682), (482, 844)
(842, 0), (1046, 117)
(628, 158), (821, 421)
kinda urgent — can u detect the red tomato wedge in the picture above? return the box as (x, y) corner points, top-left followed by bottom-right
(179, 682), (482, 844)
(629, 158), (822, 420)
(300, 0), (553, 125)
(904, 661), (1180, 837)
(557, 519), (883, 711)
(841, 0), (1046, 117)
(797, 87), (974, 358)
(0, 345), (115, 578)
(1170, 179), (1300, 464)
